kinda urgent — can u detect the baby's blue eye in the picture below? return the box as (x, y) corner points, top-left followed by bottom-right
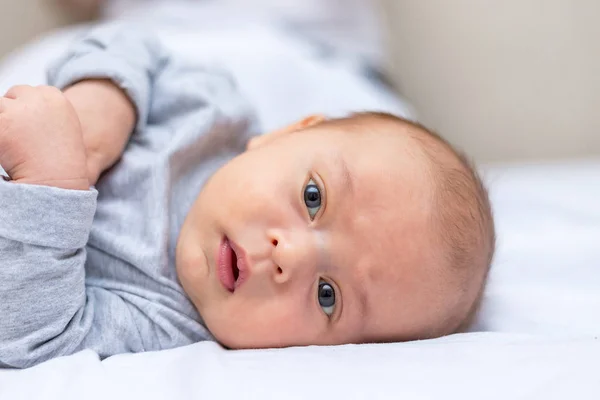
(318, 280), (336, 317)
(304, 179), (321, 220)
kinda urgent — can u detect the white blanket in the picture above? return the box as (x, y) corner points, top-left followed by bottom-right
(1, 334), (599, 400)
(1, 21), (599, 400)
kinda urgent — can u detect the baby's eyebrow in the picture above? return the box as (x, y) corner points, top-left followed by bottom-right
(334, 153), (354, 198)
(353, 277), (369, 319)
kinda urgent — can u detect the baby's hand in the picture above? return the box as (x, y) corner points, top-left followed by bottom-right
(0, 85), (89, 190)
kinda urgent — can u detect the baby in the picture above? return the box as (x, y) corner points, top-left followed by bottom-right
(0, 25), (495, 368)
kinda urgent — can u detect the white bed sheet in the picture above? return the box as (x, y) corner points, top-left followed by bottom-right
(1, 334), (599, 400)
(1, 22), (600, 400)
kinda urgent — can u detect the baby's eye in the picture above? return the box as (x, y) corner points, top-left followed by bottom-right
(318, 279), (336, 317)
(303, 179), (322, 220)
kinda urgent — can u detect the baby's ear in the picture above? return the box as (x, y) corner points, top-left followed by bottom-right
(246, 114), (326, 151)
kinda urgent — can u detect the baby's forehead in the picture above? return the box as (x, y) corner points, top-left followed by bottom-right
(329, 153), (436, 281)
(338, 204), (464, 342)
(316, 118), (437, 253)
(336, 213), (453, 342)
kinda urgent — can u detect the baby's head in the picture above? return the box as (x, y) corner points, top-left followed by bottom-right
(176, 112), (495, 348)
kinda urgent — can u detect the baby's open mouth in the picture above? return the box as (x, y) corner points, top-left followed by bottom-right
(217, 237), (245, 292)
(232, 248), (240, 282)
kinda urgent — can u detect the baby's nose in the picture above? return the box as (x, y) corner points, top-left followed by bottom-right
(267, 228), (317, 284)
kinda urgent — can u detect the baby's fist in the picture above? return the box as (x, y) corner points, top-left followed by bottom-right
(0, 85), (89, 190)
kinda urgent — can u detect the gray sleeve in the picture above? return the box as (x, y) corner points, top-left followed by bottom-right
(0, 24), (171, 369)
(47, 22), (169, 133)
(0, 182), (97, 368)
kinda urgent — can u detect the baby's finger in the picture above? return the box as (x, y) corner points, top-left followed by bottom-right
(4, 85), (35, 99)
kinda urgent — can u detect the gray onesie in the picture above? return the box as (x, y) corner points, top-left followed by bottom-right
(0, 24), (259, 369)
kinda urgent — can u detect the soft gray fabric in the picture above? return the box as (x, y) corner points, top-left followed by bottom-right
(0, 23), (259, 369)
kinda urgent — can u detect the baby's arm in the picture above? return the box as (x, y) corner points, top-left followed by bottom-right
(0, 24), (169, 369)
(47, 23), (168, 186)
(64, 79), (136, 186)
(0, 85), (97, 368)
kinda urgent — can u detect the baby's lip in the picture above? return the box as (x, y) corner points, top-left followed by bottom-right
(217, 237), (250, 293)
(217, 238), (235, 292)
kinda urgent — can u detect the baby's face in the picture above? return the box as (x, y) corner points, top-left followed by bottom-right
(176, 119), (451, 348)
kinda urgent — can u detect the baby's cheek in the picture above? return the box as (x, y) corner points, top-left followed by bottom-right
(222, 297), (316, 348)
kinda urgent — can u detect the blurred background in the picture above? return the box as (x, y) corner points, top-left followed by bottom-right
(0, 0), (599, 163)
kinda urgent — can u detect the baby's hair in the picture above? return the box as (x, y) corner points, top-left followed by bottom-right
(401, 116), (495, 334)
(321, 111), (495, 335)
